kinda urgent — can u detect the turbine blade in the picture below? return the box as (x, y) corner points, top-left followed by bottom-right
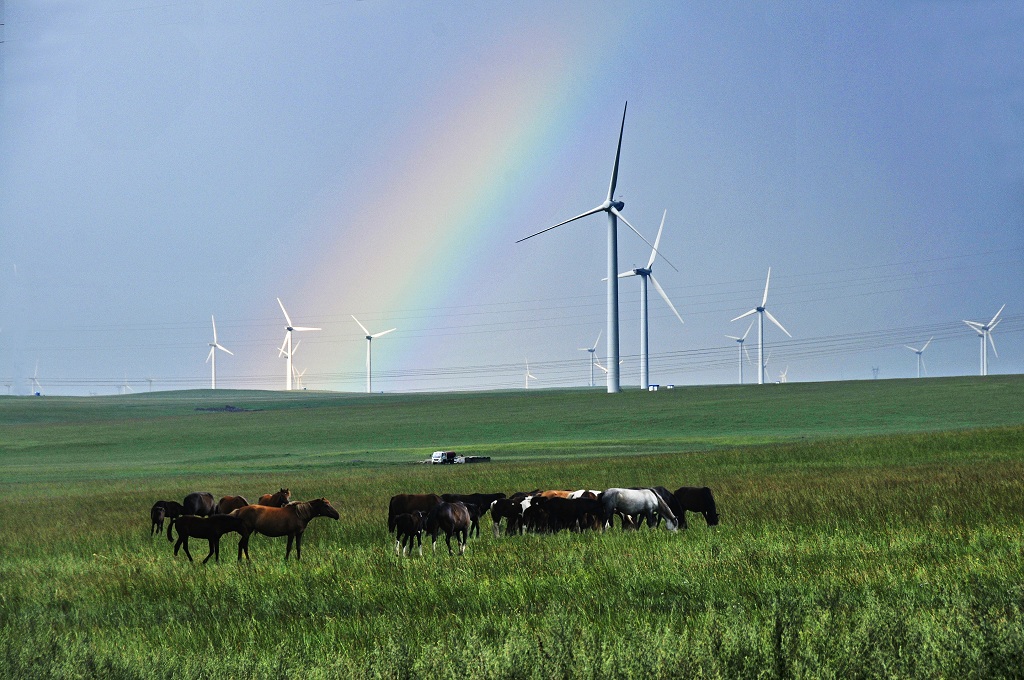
(964, 320), (984, 333)
(611, 208), (678, 271)
(516, 205), (606, 243)
(206, 347), (214, 363)
(371, 328), (397, 339)
(592, 330), (602, 351)
(989, 304), (1006, 326)
(351, 315), (370, 336)
(292, 326), (321, 332)
(988, 332), (998, 358)
(216, 344), (234, 356)
(211, 315), (218, 343)
(764, 309), (792, 337)
(743, 344), (752, 364)
(650, 274), (683, 324)
(608, 101), (627, 201)
(646, 209), (666, 269)
(277, 298), (293, 327)
(921, 337), (933, 352)
(278, 333), (289, 357)
(742, 320), (754, 341)
(725, 335), (741, 341)
(921, 356), (927, 377)
(618, 270), (638, 278)
(762, 268), (772, 307)
(905, 345), (919, 353)
(731, 309), (758, 323)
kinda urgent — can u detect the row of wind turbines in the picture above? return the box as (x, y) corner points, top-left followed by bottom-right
(519, 102), (1008, 391)
(205, 298), (396, 392)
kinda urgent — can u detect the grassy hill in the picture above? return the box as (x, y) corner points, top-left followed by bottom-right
(2, 375), (1023, 482)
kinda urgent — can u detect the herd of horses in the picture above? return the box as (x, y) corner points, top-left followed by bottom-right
(149, 483), (718, 563)
(150, 488), (340, 563)
(388, 486), (719, 557)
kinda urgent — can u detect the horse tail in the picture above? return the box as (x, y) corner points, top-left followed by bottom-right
(653, 493), (677, 523)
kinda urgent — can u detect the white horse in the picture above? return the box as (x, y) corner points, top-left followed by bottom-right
(601, 488), (679, 531)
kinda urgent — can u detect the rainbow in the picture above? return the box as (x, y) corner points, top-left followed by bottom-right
(288, 24), (625, 390)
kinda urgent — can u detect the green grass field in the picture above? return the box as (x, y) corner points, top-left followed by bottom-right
(2, 376), (1023, 678)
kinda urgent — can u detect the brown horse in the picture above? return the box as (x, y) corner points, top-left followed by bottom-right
(388, 493), (441, 532)
(217, 495), (249, 514)
(231, 498), (339, 561)
(257, 488), (291, 507)
(425, 501), (472, 555)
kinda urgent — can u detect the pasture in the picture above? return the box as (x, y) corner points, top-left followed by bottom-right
(2, 376), (1024, 678)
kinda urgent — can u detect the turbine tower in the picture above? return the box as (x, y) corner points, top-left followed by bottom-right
(618, 209), (683, 390)
(731, 268), (791, 385)
(517, 103), (670, 393)
(206, 315), (233, 389)
(725, 320), (754, 384)
(964, 304), (1004, 376)
(352, 316), (396, 394)
(524, 359), (537, 389)
(578, 331), (602, 387)
(277, 298), (320, 391)
(905, 337), (932, 378)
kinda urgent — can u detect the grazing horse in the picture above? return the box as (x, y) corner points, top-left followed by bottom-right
(425, 501), (471, 555)
(217, 495), (249, 514)
(601, 488), (679, 531)
(183, 492), (217, 518)
(257, 488), (291, 507)
(388, 493), (442, 532)
(173, 514), (246, 564)
(151, 500), (186, 541)
(232, 498), (339, 561)
(672, 486), (720, 528)
(393, 511), (426, 557)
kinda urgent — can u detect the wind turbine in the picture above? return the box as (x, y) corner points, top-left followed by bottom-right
(277, 298), (320, 391)
(964, 304), (1004, 376)
(516, 102), (672, 393)
(578, 331), (602, 387)
(206, 315), (234, 389)
(352, 316), (396, 394)
(778, 366), (789, 384)
(524, 359), (537, 389)
(119, 374), (134, 395)
(731, 268), (791, 385)
(905, 337), (933, 378)
(725, 320), (755, 384)
(292, 365), (307, 390)
(618, 209), (683, 390)
(30, 362), (42, 395)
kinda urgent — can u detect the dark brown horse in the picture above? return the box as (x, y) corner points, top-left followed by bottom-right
(232, 498), (339, 561)
(672, 486), (719, 527)
(173, 514), (246, 564)
(257, 488), (291, 507)
(425, 501), (471, 555)
(150, 505), (166, 536)
(388, 493), (441, 532)
(217, 495), (249, 514)
(183, 492), (217, 517)
(151, 500), (186, 541)
(393, 511), (426, 557)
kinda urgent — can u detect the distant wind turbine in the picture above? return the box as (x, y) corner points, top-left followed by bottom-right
(618, 209), (683, 391)
(30, 362), (42, 395)
(524, 359), (537, 389)
(731, 268), (791, 385)
(964, 305), (1004, 376)
(352, 316), (396, 394)
(206, 315), (234, 389)
(277, 298), (320, 391)
(778, 366), (789, 384)
(578, 331), (602, 387)
(905, 337), (933, 378)
(517, 102), (672, 393)
(119, 374), (134, 395)
(725, 320), (755, 384)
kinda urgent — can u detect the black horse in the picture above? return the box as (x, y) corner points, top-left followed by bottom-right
(173, 514), (246, 563)
(671, 486), (720, 528)
(425, 501), (471, 555)
(151, 500), (186, 541)
(183, 491), (217, 517)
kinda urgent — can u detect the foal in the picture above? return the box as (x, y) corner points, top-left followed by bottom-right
(393, 511), (426, 557)
(173, 514), (246, 564)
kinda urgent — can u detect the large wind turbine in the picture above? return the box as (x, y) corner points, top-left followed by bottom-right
(725, 320), (754, 384)
(964, 304), (1004, 376)
(277, 298), (320, 391)
(517, 102), (670, 393)
(352, 316), (396, 394)
(578, 331), (602, 387)
(731, 268), (791, 385)
(206, 315), (233, 389)
(524, 359), (537, 389)
(905, 337), (932, 379)
(618, 209), (683, 390)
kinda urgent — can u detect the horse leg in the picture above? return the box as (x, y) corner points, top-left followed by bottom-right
(295, 533), (302, 561)
(285, 534), (294, 561)
(459, 529), (467, 555)
(238, 532), (250, 561)
(181, 537), (194, 562)
(202, 538), (216, 564)
(416, 532), (423, 557)
(167, 519), (175, 542)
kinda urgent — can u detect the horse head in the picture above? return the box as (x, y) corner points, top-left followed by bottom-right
(311, 498), (340, 520)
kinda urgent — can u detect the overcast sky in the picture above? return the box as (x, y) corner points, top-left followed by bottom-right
(2, 1), (1022, 395)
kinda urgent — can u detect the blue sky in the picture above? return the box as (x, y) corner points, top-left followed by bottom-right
(1, 1), (1022, 394)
